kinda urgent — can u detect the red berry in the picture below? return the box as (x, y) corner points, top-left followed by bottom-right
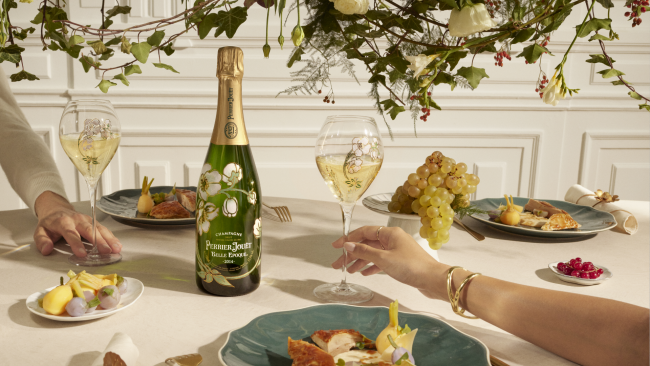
(625, 11), (631, 16)
(583, 262), (594, 271)
(575, 257), (582, 262)
(563, 267), (572, 275)
(332, 101), (335, 104)
(318, 90), (322, 94)
(427, 92), (431, 96)
(589, 272), (599, 279)
(571, 270), (581, 277)
(535, 88), (539, 92)
(580, 272), (590, 279)
(569, 259), (576, 267)
(558, 262), (566, 271)
(642, 7), (646, 12)
(574, 262), (583, 270)
(597, 268), (604, 275)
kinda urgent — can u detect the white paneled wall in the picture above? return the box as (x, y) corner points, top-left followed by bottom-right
(1, 0), (649, 211)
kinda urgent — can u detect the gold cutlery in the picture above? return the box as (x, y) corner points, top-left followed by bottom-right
(453, 217), (485, 241)
(165, 353), (203, 366)
(263, 202), (292, 222)
(490, 355), (511, 366)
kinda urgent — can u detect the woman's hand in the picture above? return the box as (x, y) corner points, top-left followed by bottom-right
(331, 226), (450, 300)
(33, 191), (122, 257)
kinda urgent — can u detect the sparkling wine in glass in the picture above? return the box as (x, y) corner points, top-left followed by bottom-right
(59, 100), (121, 266)
(314, 115), (384, 304)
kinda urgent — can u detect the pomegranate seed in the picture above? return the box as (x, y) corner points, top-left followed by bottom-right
(589, 272), (599, 279)
(571, 270), (581, 277)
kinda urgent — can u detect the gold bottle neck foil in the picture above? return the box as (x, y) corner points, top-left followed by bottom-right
(211, 47), (249, 146)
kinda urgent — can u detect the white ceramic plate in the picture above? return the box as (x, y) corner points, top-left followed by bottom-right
(26, 277), (144, 321)
(548, 262), (612, 286)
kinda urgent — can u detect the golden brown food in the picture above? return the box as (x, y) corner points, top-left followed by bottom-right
(149, 201), (191, 219)
(524, 199), (568, 217)
(176, 189), (196, 212)
(311, 329), (374, 356)
(288, 337), (335, 366)
(541, 213), (581, 231)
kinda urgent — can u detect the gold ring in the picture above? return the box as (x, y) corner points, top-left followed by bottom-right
(376, 227), (385, 250)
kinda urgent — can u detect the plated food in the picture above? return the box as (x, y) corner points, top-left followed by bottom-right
(548, 260), (612, 286)
(288, 301), (417, 366)
(137, 177), (194, 219)
(469, 197), (616, 238)
(490, 195), (582, 231)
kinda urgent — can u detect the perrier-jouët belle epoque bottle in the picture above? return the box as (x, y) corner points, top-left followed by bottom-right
(195, 46), (261, 296)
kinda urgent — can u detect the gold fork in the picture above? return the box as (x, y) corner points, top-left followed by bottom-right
(263, 202), (292, 222)
(453, 217), (485, 241)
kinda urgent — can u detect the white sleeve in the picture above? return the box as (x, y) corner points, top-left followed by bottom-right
(0, 67), (68, 215)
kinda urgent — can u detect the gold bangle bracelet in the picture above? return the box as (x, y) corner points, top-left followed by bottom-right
(453, 273), (482, 319)
(446, 266), (464, 307)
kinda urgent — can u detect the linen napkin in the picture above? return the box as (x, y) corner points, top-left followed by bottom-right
(564, 184), (638, 235)
(91, 332), (139, 366)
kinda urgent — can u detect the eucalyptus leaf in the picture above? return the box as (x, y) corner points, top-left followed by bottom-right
(457, 66), (489, 89)
(97, 79), (117, 93)
(153, 62), (180, 73)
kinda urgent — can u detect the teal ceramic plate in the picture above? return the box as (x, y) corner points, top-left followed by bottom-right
(97, 186), (196, 225)
(470, 197), (616, 238)
(219, 304), (490, 366)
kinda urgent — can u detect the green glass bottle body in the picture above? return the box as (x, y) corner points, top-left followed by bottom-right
(195, 46), (262, 296)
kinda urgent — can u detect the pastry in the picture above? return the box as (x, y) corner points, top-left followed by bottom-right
(149, 201), (191, 219)
(175, 189), (196, 213)
(541, 213), (581, 231)
(519, 212), (549, 228)
(288, 337), (335, 366)
(311, 329), (373, 357)
(524, 199), (568, 217)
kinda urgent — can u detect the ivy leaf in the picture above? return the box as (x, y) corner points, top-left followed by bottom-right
(105, 5), (132, 18)
(412, 2), (429, 13)
(589, 34), (612, 41)
(153, 63), (180, 73)
(446, 51), (467, 71)
(131, 42), (152, 63)
(121, 36), (132, 54)
(585, 54), (615, 66)
(147, 30), (165, 47)
(457, 66), (489, 89)
(433, 72), (457, 91)
(124, 65), (142, 76)
(79, 55), (95, 73)
(540, 7), (572, 33)
(385, 52), (409, 74)
(639, 104), (650, 112)
(438, 0), (459, 10)
(161, 43), (175, 56)
(98, 49), (114, 61)
(105, 37), (121, 47)
(511, 29), (535, 44)
(595, 0), (615, 8)
(512, 4), (526, 21)
(113, 73), (130, 86)
(576, 18), (612, 38)
(10, 71), (40, 82)
(368, 73), (386, 85)
(402, 16), (424, 33)
(379, 99), (404, 120)
(97, 79), (117, 93)
(0, 52), (21, 64)
(597, 68), (625, 78)
(611, 79), (630, 85)
(629, 91), (642, 100)
(102, 18), (114, 29)
(87, 40), (107, 55)
(287, 47), (304, 68)
(516, 43), (552, 64)
(68, 35), (85, 47)
(214, 7), (248, 39)
(12, 27), (35, 41)
(66, 45), (83, 59)
(199, 14), (218, 39)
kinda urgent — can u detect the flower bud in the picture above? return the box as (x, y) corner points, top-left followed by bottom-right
(291, 25), (304, 47)
(278, 35), (285, 50)
(262, 43), (271, 58)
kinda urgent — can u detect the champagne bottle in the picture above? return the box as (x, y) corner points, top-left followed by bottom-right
(195, 46), (261, 296)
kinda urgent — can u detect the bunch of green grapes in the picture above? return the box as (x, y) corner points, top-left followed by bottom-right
(387, 151), (481, 249)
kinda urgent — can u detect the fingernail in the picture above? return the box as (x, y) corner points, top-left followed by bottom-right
(344, 242), (356, 252)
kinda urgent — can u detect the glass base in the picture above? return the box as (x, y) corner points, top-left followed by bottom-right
(313, 282), (374, 304)
(68, 253), (122, 267)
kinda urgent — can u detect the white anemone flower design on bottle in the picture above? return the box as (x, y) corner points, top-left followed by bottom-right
(248, 190), (257, 204)
(197, 200), (219, 235)
(254, 218), (262, 238)
(222, 163), (243, 187)
(347, 157), (363, 174)
(223, 196), (239, 217)
(369, 138), (380, 160)
(448, 2), (497, 38)
(198, 163), (222, 200)
(352, 137), (371, 157)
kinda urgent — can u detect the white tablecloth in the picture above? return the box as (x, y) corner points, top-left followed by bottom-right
(0, 198), (647, 366)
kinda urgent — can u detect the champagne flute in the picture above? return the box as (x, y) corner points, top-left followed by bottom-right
(314, 115), (384, 303)
(59, 100), (121, 266)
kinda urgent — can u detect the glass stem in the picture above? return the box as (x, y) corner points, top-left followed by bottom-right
(339, 202), (355, 287)
(87, 181), (98, 257)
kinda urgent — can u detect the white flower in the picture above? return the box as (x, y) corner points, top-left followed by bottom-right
(330, 0), (369, 15)
(254, 218), (262, 238)
(248, 191), (257, 205)
(347, 157), (363, 174)
(101, 129), (111, 139)
(222, 163), (242, 186)
(196, 200), (219, 235)
(448, 3), (497, 38)
(541, 75), (566, 106)
(352, 136), (371, 157)
(223, 197), (238, 217)
(404, 54), (436, 78)
(198, 164), (222, 200)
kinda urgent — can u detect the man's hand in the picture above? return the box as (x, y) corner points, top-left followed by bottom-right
(33, 191), (122, 257)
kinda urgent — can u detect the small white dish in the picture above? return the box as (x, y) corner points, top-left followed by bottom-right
(26, 277), (144, 322)
(548, 262), (612, 286)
